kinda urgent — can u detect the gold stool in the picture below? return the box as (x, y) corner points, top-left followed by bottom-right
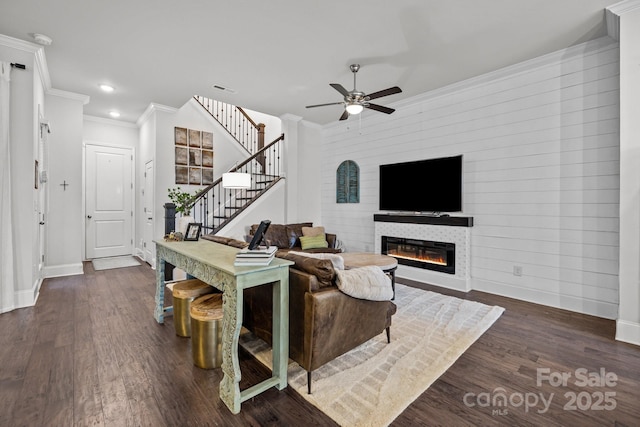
(190, 293), (224, 369)
(172, 279), (214, 337)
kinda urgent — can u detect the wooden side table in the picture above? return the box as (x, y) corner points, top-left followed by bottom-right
(339, 252), (398, 299)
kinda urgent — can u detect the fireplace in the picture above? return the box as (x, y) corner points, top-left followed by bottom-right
(381, 236), (455, 274)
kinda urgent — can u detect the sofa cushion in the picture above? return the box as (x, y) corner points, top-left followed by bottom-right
(335, 266), (393, 301)
(280, 252), (335, 288)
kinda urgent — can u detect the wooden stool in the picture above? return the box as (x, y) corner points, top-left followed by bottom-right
(172, 279), (214, 337)
(190, 293), (224, 369)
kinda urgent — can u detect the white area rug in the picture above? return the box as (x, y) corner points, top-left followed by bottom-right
(92, 255), (141, 271)
(240, 283), (504, 427)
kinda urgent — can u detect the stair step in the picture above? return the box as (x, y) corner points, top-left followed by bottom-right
(212, 215), (229, 219)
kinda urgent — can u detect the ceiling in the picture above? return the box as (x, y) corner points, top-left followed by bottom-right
(0, 0), (619, 125)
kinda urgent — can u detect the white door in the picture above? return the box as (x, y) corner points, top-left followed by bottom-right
(143, 160), (154, 265)
(86, 145), (133, 259)
(37, 111), (47, 273)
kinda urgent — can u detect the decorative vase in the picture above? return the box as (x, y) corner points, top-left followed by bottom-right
(177, 215), (194, 235)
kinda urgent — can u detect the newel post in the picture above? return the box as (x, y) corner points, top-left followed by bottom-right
(257, 123), (266, 172)
(163, 202), (176, 280)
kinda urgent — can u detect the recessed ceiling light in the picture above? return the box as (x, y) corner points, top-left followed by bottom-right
(99, 84), (115, 92)
(109, 111), (121, 118)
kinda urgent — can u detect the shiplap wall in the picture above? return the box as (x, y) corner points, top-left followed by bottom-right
(320, 37), (620, 319)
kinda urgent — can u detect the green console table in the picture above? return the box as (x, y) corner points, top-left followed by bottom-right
(154, 239), (293, 414)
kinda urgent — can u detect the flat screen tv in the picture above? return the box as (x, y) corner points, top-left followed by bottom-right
(379, 155), (462, 213)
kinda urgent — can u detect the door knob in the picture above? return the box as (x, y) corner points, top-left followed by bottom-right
(148, 217), (153, 220)
(87, 215), (92, 219)
(39, 221), (45, 225)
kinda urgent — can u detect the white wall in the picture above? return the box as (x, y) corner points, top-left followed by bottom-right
(617, 5), (640, 345)
(0, 41), (38, 307)
(83, 115), (138, 148)
(242, 106), (282, 144)
(319, 36), (620, 319)
(45, 94), (85, 274)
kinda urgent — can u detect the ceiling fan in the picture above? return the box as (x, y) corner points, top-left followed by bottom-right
(306, 64), (402, 121)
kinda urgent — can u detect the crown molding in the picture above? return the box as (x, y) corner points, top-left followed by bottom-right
(0, 34), (40, 53)
(300, 119), (323, 130)
(84, 114), (138, 128)
(136, 102), (178, 126)
(0, 34), (52, 90)
(47, 87), (90, 104)
(280, 113), (303, 123)
(606, 0), (640, 40)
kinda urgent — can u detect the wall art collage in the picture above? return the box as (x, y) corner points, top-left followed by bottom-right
(174, 127), (214, 185)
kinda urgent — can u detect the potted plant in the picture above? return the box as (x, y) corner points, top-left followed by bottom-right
(168, 187), (198, 234)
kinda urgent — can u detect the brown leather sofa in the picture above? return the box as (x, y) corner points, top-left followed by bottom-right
(243, 252), (397, 393)
(248, 222), (342, 254)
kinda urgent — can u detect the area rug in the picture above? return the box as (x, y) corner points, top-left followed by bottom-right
(92, 255), (141, 271)
(240, 283), (504, 427)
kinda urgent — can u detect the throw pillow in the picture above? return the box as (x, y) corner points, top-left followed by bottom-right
(302, 226), (325, 237)
(335, 266), (393, 301)
(286, 222), (313, 247)
(280, 252), (335, 287)
(287, 251), (345, 270)
(299, 235), (329, 250)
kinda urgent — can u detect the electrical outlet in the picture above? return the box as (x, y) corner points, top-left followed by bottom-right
(513, 266), (523, 276)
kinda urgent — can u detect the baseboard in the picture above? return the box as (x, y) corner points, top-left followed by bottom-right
(13, 277), (43, 310)
(616, 320), (640, 346)
(472, 278), (618, 319)
(42, 263), (85, 278)
(396, 265), (471, 292)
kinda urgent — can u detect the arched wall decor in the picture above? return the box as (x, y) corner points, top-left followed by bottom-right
(336, 160), (360, 203)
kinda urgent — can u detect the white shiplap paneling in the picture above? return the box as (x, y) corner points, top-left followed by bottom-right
(320, 37), (619, 319)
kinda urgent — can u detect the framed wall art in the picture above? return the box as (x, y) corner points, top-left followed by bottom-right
(174, 127), (214, 185)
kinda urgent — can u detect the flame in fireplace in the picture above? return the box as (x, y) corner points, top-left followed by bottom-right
(388, 249), (447, 266)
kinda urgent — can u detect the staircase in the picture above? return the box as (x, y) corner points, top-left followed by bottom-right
(187, 134), (285, 234)
(194, 95), (265, 156)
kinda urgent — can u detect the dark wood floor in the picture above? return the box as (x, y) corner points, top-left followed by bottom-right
(1, 261), (638, 426)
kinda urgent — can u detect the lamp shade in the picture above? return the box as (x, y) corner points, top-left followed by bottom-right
(345, 103), (364, 115)
(222, 172), (251, 189)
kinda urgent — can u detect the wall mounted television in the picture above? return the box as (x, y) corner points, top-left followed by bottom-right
(379, 155), (463, 213)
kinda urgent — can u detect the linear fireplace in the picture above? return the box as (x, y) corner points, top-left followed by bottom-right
(381, 236), (455, 274)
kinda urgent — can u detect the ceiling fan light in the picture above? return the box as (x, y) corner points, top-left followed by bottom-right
(345, 103), (364, 115)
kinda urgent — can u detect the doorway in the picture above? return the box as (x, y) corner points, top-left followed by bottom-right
(85, 144), (134, 259)
(143, 160), (154, 266)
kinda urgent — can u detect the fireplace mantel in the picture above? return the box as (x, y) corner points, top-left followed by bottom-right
(374, 213), (473, 227)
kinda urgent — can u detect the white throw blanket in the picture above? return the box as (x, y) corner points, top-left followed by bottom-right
(335, 266), (393, 301)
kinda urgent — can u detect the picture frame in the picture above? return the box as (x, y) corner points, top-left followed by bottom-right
(184, 222), (202, 241)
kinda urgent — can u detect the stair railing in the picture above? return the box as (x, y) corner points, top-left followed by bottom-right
(194, 95), (265, 155)
(186, 134), (285, 234)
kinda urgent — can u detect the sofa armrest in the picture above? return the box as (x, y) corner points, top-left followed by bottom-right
(303, 288), (396, 371)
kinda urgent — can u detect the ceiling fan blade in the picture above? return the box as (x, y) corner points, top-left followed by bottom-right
(330, 83), (350, 97)
(339, 110), (349, 121)
(366, 103), (395, 114)
(306, 102), (344, 108)
(366, 86), (402, 101)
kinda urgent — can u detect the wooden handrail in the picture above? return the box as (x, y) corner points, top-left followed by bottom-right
(187, 133), (285, 207)
(236, 106), (259, 128)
